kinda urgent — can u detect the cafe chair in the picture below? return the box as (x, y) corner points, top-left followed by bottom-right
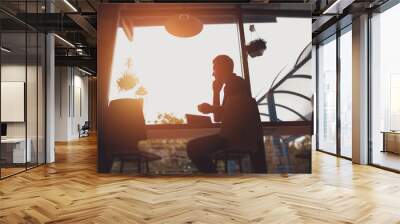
(104, 98), (160, 174)
(112, 151), (161, 174)
(78, 121), (90, 138)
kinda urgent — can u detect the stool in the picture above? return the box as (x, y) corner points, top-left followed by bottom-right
(212, 150), (253, 173)
(112, 151), (161, 174)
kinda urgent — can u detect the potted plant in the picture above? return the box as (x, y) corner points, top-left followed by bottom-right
(246, 38), (267, 58)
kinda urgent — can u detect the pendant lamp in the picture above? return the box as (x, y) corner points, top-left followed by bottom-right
(165, 14), (203, 38)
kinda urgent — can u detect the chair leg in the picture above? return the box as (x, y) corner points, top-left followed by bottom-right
(137, 159), (141, 174)
(111, 155), (115, 172)
(224, 157), (228, 173)
(146, 159), (149, 174)
(120, 158), (124, 173)
(238, 159), (243, 173)
(248, 156), (253, 173)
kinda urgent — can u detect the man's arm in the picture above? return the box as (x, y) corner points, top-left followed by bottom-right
(212, 80), (223, 122)
(197, 80), (224, 122)
(198, 103), (222, 115)
(212, 89), (222, 122)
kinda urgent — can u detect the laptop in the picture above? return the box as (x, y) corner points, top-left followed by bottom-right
(185, 114), (212, 125)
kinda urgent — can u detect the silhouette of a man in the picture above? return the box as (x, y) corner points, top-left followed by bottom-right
(187, 55), (266, 173)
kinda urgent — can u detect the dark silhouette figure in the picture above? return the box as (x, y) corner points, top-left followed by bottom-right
(103, 98), (160, 173)
(187, 55), (267, 173)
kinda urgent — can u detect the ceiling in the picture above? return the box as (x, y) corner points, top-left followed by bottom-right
(0, 0), (390, 74)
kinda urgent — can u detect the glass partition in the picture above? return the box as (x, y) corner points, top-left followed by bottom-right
(0, 2), (46, 179)
(370, 3), (400, 171)
(1, 30), (28, 177)
(339, 27), (352, 158)
(317, 35), (337, 154)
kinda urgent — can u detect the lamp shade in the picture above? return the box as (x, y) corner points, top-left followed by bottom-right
(165, 14), (203, 38)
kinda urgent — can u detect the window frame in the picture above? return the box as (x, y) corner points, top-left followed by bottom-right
(367, 0), (400, 173)
(315, 23), (353, 160)
(0, 2), (47, 180)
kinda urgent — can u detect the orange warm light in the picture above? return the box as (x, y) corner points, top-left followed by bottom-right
(164, 14), (203, 38)
(108, 23), (242, 124)
(120, 19), (134, 41)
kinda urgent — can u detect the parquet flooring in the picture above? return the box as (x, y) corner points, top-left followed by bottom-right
(1, 135), (400, 223)
(1, 167), (26, 178)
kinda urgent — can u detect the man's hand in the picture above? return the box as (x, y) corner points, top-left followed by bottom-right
(212, 80), (224, 93)
(197, 103), (214, 114)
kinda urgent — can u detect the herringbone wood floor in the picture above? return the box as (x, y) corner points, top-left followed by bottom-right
(1, 135), (400, 224)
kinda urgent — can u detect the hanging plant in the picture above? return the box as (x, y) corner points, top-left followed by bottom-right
(246, 24), (267, 58)
(117, 72), (139, 91)
(135, 85), (148, 97)
(116, 58), (140, 91)
(246, 38), (267, 58)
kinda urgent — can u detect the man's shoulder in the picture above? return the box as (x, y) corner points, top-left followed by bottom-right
(232, 74), (245, 82)
(225, 75), (248, 94)
(226, 74), (245, 87)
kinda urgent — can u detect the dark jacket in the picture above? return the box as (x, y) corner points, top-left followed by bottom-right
(219, 75), (263, 152)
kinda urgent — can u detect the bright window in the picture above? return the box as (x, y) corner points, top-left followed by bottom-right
(370, 3), (400, 170)
(108, 24), (242, 124)
(317, 36), (337, 154)
(244, 18), (312, 122)
(339, 28), (352, 158)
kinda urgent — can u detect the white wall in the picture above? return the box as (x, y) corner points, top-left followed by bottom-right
(1, 65), (26, 139)
(1, 65), (39, 138)
(70, 73), (89, 138)
(1, 63), (46, 164)
(55, 66), (70, 141)
(55, 67), (89, 141)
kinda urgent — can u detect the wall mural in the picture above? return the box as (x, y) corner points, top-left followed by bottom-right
(98, 3), (312, 175)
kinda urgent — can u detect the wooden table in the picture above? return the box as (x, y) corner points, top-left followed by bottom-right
(382, 131), (400, 154)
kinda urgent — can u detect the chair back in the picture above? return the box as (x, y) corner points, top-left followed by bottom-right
(104, 98), (147, 156)
(81, 121), (90, 130)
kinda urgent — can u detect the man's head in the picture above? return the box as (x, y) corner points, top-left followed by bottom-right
(213, 55), (234, 83)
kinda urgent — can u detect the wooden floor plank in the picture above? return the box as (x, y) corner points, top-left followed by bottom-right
(0, 135), (399, 223)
